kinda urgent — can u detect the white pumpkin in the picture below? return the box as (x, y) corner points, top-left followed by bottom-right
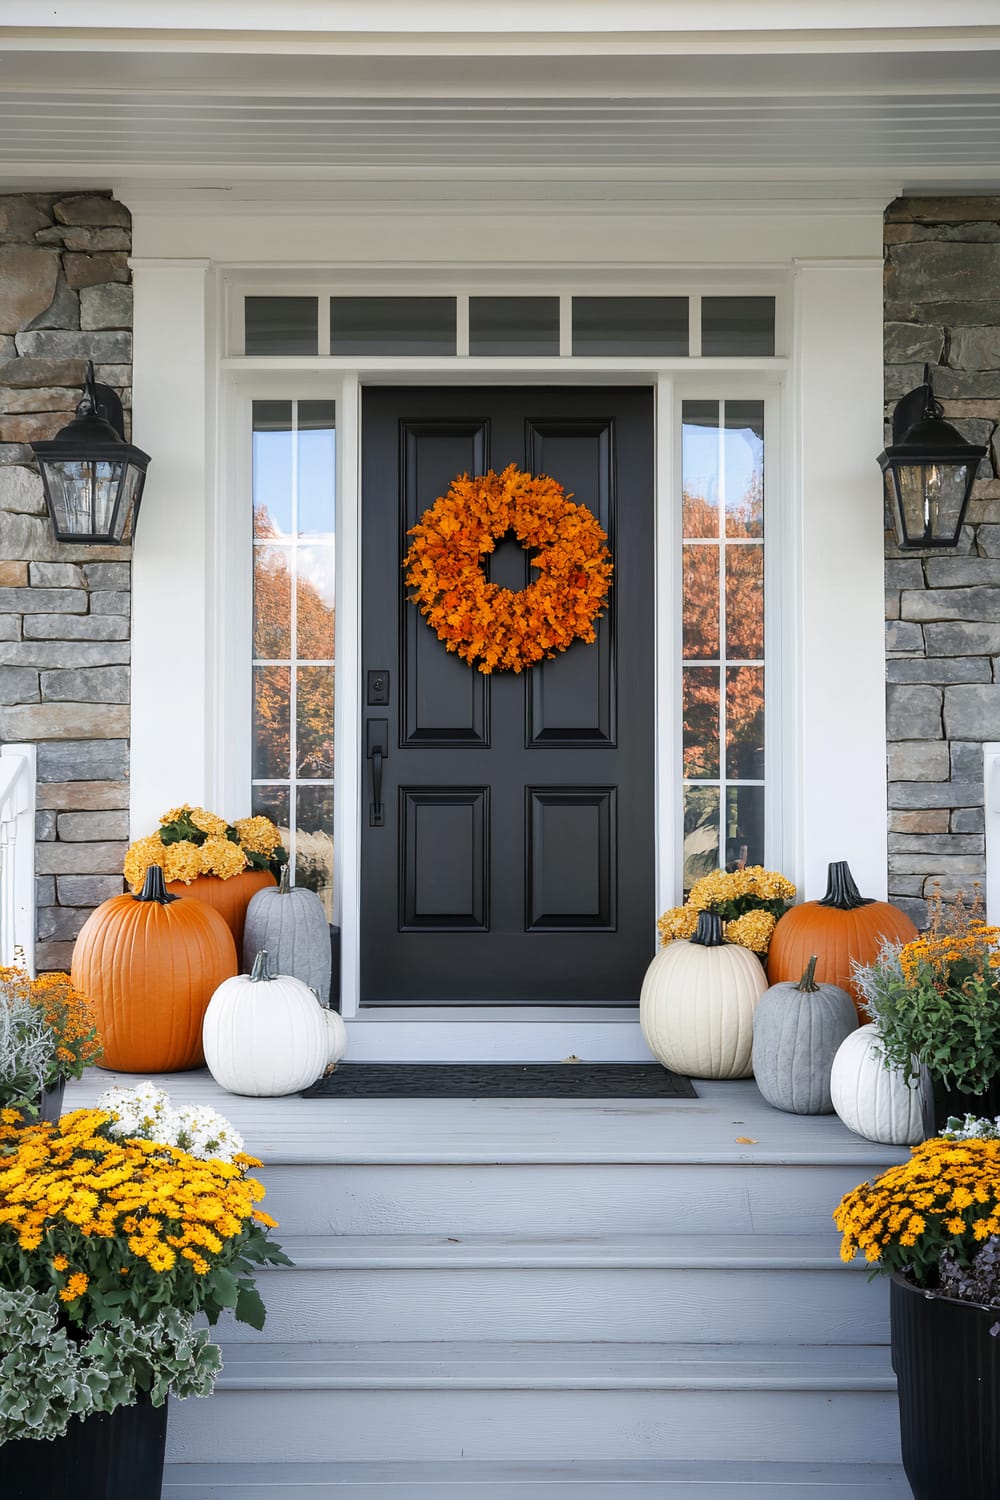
(203, 949), (329, 1097)
(324, 1006), (347, 1069)
(640, 912), (768, 1079)
(242, 864), (332, 999)
(830, 1023), (929, 1146)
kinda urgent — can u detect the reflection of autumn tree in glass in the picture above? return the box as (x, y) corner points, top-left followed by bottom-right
(682, 485), (764, 782)
(253, 505), (335, 781)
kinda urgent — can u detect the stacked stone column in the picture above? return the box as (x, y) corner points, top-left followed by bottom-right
(0, 192), (132, 970)
(885, 196), (1000, 926)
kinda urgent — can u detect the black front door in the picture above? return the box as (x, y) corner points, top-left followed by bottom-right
(361, 386), (654, 1004)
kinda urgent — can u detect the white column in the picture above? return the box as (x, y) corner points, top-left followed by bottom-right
(792, 258), (888, 900)
(129, 259), (213, 837)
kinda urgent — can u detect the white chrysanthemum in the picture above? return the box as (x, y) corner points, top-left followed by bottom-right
(96, 1083), (243, 1161)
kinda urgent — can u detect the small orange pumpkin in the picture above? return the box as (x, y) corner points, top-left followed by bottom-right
(71, 865), (238, 1072)
(767, 860), (918, 1017)
(165, 868), (276, 956)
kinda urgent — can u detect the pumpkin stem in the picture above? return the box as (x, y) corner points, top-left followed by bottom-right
(134, 865), (178, 905)
(797, 955), (820, 993)
(818, 860), (874, 911)
(278, 863), (291, 896)
(691, 911), (726, 948)
(249, 949), (275, 982)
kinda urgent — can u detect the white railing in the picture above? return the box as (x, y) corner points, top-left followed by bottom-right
(0, 742), (36, 975)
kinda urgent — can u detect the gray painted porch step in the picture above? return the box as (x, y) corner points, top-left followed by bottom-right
(220, 1232), (887, 1344)
(166, 1342), (900, 1464)
(162, 1459), (912, 1497)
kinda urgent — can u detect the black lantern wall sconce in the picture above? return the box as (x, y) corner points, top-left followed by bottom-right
(878, 364), (986, 550)
(30, 361), (151, 545)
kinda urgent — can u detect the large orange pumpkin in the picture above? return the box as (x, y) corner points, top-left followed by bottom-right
(165, 869), (276, 956)
(767, 860), (918, 1018)
(71, 865), (238, 1072)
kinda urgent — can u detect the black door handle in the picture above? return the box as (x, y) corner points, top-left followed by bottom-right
(367, 719), (388, 827)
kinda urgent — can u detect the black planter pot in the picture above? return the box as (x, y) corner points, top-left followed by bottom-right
(891, 1274), (1000, 1500)
(0, 1393), (168, 1500)
(38, 1077), (66, 1123)
(924, 1074), (1000, 1136)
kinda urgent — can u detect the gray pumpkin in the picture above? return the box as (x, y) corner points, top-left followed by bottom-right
(242, 864), (332, 1001)
(752, 955), (858, 1115)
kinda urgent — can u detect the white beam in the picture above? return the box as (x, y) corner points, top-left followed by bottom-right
(129, 258), (213, 838)
(792, 258), (888, 901)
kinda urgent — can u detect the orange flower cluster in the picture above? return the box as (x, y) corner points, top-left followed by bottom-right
(899, 924), (1000, 987)
(0, 968), (101, 1077)
(403, 465), (613, 674)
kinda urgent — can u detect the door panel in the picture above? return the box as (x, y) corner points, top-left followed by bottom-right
(361, 386), (654, 1004)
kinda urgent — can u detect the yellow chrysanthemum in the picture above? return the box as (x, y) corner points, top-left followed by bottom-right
(123, 834), (167, 892)
(58, 1272), (89, 1302)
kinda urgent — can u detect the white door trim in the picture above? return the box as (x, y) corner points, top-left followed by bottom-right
(224, 367), (782, 1059)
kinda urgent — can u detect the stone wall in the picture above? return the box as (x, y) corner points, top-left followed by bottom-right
(0, 192), (132, 970)
(885, 196), (1000, 926)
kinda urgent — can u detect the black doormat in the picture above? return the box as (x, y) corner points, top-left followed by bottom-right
(301, 1063), (696, 1099)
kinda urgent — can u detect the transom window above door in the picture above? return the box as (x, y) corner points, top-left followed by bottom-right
(241, 293), (777, 359)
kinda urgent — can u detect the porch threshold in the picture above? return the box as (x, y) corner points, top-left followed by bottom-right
(342, 1009), (653, 1063)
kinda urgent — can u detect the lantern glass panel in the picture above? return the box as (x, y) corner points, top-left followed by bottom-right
(892, 459), (971, 547)
(45, 458), (122, 538)
(42, 457), (143, 543)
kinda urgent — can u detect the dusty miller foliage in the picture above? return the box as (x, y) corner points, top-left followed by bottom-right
(0, 1286), (223, 1444)
(0, 991), (55, 1109)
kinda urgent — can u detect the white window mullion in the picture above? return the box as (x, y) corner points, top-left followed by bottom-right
(717, 403), (728, 873)
(288, 401), (300, 885)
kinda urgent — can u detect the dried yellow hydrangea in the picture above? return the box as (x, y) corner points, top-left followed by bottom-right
(198, 836), (247, 881)
(656, 906), (700, 947)
(159, 805), (229, 838)
(162, 842), (205, 885)
(123, 835), (167, 892)
(724, 909), (777, 955)
(688, 866), (795, 911)
(125, 806), (283, 890)
(233, 816), (282, 859)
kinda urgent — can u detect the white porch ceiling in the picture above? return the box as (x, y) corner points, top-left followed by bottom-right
(2, 21), (1000, 192)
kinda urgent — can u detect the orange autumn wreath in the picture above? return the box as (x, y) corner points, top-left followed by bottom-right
(403, 464), (613, 675)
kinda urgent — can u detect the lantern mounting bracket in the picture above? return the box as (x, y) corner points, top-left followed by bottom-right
(890, 362), (941, 445)
(78, 359), (126, 442)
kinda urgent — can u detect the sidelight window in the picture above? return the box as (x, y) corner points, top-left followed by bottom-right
(680, 399), (766, 890)
(250, 398), (336, 915)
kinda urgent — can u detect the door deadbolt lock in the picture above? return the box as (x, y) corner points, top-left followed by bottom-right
(367, 669), (390, 706)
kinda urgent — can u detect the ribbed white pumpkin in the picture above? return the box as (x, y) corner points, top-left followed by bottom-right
(324, 1007), (347, 1068)
(640, 912), (768, 1079)
(830, 1023), (929, 1145)
(242, 864), (332, 999)
(203, 949), (329, 1097)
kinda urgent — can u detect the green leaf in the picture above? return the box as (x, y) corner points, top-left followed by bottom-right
(235, 1286), (267, 1331)
(210, 1266), (240, 1308)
